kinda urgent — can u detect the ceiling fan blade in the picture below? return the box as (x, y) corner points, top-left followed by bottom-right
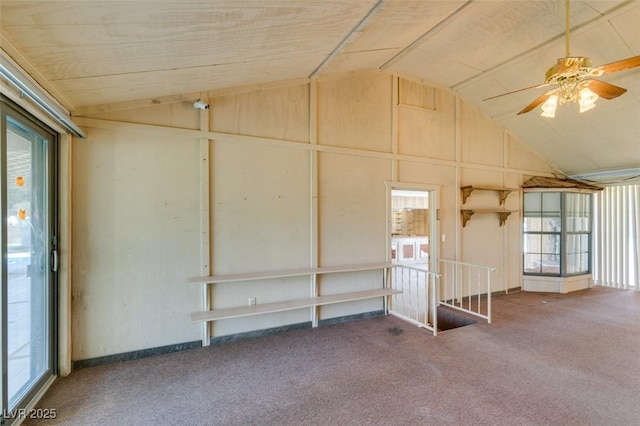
(517, 91), (553, 115)
(587, 80), (627, 100)
(484, 83), (549, 101)
(596, 55), (640, 75)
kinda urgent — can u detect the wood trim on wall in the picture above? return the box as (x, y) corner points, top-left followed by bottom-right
(198, 97), (211, 346)
(73, 116), (556, 179)
(58, 133), (72, 376)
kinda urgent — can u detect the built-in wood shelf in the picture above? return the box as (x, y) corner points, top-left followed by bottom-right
(460, 185), (519, 227)
(461, 185), (518, 205)
(461, 209), (518, 228)
(191, 288), (401, 322)
(190, 263), (398, 325)
(189, 263), (393, 284)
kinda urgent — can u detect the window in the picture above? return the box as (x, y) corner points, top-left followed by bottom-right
(565, 193), (591, 274)
(523, 191), (591, 276)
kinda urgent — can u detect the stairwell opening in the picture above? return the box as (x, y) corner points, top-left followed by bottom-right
(436, 306), (477, 332)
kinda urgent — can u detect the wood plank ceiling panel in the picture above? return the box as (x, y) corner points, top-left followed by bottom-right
(1, 0), (380, 107)
(393, 1), (598, 88)
(323, 0), (467, 76)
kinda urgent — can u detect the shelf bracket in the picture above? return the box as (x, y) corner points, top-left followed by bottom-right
(461, 209), (474, 228)
(461, 187), (474, 204)
(497, 190), (512, 206)
(497, 211), (512, 227)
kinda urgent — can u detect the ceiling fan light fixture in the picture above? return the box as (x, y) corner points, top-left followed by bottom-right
(541, 94), (559, 118)
(484, 0), (640, 117)
(578, 87), (598, 113)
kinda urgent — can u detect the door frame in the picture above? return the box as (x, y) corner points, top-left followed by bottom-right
(385, 181), (440, 270)
(0, 95), (58, 420)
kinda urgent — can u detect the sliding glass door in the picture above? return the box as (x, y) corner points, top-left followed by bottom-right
(1, 97), (57, 420)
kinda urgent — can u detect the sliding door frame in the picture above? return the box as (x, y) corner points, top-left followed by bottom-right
(1, 95), (58, 422)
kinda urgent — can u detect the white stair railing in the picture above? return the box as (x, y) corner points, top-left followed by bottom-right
(438, 259), (495, 323)
(389, 265), (440, 335)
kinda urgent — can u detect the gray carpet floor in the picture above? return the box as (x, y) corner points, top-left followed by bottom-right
(25, 287), (640, 425)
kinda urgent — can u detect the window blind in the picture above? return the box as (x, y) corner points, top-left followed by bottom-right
(593, 185), (640, 290)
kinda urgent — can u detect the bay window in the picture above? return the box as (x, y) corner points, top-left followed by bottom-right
(523, 191), (591, 277)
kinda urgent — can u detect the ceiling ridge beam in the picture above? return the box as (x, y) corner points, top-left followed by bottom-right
(452, 0), (639, 91)
(309, 0), (388, 78)
(380, 0), (475, 70)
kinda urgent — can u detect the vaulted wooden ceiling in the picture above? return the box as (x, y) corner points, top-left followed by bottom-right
(1, 1), (639, 182)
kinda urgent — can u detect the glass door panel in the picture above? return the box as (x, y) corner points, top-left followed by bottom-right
(6, 117), (50, 407)
(2, 101), (56, 418)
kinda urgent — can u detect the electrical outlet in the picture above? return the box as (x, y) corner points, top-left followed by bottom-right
(248, 297), (256, 306)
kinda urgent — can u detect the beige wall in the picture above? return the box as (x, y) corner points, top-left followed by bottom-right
(72, 71), (555, 359)
(71, 110), (203, 359)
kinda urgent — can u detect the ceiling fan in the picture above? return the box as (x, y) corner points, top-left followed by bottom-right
(484, 0), (640, 117)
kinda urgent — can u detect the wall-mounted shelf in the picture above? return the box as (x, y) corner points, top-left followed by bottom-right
(189, 263), (398, 329)
(460, 185), (519, 227)
(461, 185), (518, 205)
(191, 288), (401, 322)
(461, 209), (518, 227)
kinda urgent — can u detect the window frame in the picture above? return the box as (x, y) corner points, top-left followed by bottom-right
(523, 190), (592, 277)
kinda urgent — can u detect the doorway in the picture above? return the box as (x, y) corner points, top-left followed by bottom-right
(390, 189), (435, 269)
(1, 97), (57, 421)
(387, 186), (439, 330)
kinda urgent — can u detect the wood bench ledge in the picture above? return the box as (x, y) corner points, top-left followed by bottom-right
(190, 288), (401, 322)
